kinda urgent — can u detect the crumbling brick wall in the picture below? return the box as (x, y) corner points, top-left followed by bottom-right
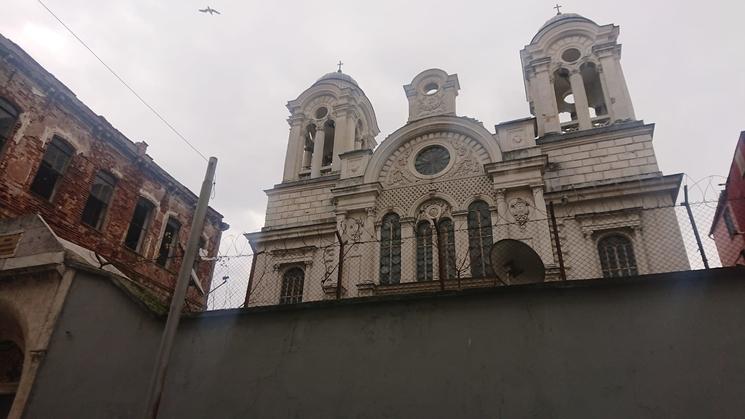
(0, 35), (226, 309)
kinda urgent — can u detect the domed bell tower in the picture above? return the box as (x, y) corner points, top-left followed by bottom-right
(281, 68), (379, 182)
(521, 11), (636, 136)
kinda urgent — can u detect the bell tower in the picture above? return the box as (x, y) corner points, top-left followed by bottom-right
(520, 12), (636, 136)
(281, 68), (379, 182)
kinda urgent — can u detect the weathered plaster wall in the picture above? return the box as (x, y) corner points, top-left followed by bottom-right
(23, 268), (745, 419)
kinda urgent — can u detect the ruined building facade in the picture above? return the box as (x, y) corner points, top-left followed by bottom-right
(245, 12), (689, 306)
(0, 34), (228, 309)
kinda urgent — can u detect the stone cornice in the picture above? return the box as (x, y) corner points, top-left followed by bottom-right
(544, 173), (684, 204)
(537, 121), (654, 150)
(267, 174), (340, 195)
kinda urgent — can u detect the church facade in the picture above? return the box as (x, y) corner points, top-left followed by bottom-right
(244, 12), (689, 306)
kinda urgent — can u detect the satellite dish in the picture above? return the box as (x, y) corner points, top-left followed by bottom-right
(489, 239), (545, 285)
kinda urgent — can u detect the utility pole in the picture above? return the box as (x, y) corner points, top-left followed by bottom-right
(144, 157), (217, 419)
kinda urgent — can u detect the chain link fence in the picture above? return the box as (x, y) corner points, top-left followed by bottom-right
(206, 197), (737, 311)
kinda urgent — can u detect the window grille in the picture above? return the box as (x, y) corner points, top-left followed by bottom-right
(598, 234), (638, 278)
(29, 136), (74, 200)
(416, 221), (434, 281)
(81, 171), (117, 229)
(467, 200), (494, 278)
(379, 213), (401, 284)
(280, 267), (304, 304)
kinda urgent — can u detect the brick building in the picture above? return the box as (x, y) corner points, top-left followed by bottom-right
(710, 131), (745, 266)
(0, 34), (227, 309)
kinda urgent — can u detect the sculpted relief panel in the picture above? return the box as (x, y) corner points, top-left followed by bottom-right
(380, 132), (488, 188)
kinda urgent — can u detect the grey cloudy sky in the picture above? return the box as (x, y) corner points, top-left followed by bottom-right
(4, 0), (744, 254)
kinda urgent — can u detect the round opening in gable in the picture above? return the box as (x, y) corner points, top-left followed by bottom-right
(315, 107), (328, 119)
(561, 48), (581, 63)
(424, 82), (439, 95)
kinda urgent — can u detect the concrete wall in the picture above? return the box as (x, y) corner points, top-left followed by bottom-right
(24, 268), (745, 418)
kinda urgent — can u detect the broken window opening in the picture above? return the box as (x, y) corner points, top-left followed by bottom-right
(81, 171), (117, 230)
(29, 136), (75, 201)
(124, 198), (155, 252)
(0, 97), (19, 155)
(156, 217), (182, 267)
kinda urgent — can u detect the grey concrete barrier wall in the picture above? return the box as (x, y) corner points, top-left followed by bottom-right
(24, 268), (745, 418)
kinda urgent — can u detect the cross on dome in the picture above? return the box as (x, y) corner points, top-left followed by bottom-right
(337, 60), (344, 73)
(553, 3), (562, 14)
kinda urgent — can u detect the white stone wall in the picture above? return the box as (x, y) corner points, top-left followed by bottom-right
(264, 184), (335, 228)
(542, 133), (659, 192)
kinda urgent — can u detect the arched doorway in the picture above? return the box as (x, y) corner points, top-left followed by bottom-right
(0, 306), (24, 418)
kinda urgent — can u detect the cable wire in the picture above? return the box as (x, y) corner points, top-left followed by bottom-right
(35, 0), (209, 162)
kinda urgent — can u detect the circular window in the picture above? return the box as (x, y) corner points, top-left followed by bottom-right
(414, 145), (450, 175)
(315, 107), (328, 119)
(561, 48), (581, 63)
(424, 82), (439, 95)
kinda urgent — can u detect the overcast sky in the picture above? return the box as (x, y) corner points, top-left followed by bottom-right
(3, 0), (744, 254)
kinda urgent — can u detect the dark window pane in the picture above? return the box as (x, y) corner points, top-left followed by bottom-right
(414, 145), (450, 175)
(280, 267), (304, 304)
(157, 218), (181, 267)
(0, 98), (18, 152)
(379, 213), (401, 285)
(467, 201), (494, 278)
(29, 137), (74, 200)
(124, 198), (155, 251)
(416, 221), (433, 281)
(438, 218), (457, 279)
(29, 164), (61, 200)
(81, 171), (116, 229)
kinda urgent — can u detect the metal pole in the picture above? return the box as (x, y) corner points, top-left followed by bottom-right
(682, 185), (710, 269)
(334, 230), (344, 300)
(548, 201), (567, 281)
(144, 157), (217, 419)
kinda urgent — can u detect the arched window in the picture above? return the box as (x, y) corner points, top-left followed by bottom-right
(0, 97), (19, 154)
(437, 218), (457, 279)
(416, 221), (434, 281)
(280, 267), (304, 304)
(467, 201), (494, 278)
(581, 62), (608, 121)
(598, 234), (638, 278)
(379, 213), (401, 285)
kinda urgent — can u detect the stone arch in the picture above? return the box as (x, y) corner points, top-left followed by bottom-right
(364, 115), (502, 184)
(408, 192), (459, 219)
